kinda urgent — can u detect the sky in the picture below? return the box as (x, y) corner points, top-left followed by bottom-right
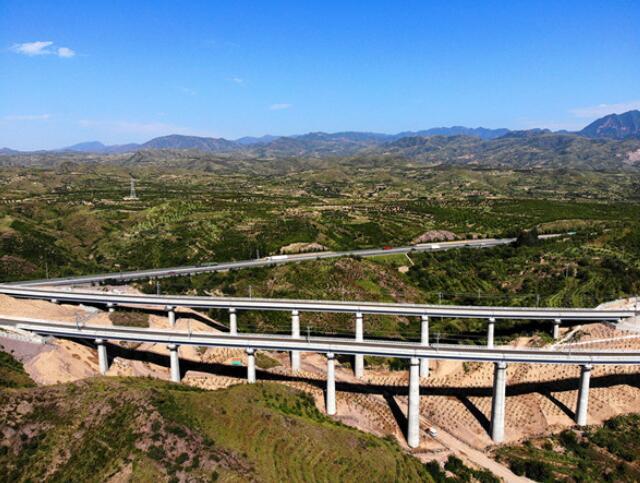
(1, 0), (639, 150)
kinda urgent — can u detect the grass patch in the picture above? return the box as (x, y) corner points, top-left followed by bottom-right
(109, 311), (150, 327)
(255, 351), (281, 369)
(0, 350), (35, 388)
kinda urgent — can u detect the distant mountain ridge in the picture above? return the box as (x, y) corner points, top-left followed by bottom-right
(579, 110), (640, 140)
(5, 111), (640, 167)
(394, 126), (510, 140)
(140, 134), (238, 152)
(52, 126), (512, 155)
(63, 141), (140, 154)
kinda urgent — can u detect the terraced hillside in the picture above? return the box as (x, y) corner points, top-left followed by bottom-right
(0, 377), (433, 482)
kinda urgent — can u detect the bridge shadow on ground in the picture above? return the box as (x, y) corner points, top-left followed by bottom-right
(77, 339), (640, 440)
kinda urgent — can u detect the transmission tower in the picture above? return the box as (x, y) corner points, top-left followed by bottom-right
(124, 176), (139, 200)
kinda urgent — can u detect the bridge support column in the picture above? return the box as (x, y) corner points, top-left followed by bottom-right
(553, 318), (561, 340)
(291, 310), (301, 372)
(107, 303), (116, 314)
(168, 344), (180, 383)
(354, 312), (364, 378)
(491, 361), (507, 443)
(575, 364), (592, 426)
(167, 306), (176, 327)
(487, 317), (496, 348)
(420, 315), (429, 378)
(229, 308), (237, 335)
(51, 299), (59, 305)
(407, 357), (421, 448)
(95, 339), (108, 375)
(326, 352), (336, 415)
(246, 348), (256, 383)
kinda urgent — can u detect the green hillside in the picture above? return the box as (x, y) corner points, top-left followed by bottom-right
(0, 377), (433, 482)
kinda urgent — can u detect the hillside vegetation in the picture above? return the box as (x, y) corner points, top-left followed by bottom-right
(495, 414), (640, 482)
(1, 163), (639, 283)
(0, 376), (433, 482)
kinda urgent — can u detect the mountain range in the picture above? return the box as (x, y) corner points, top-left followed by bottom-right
(58, 126), (512, 155)
(2, 111), (640, 171)
(44, 110), (639, 155)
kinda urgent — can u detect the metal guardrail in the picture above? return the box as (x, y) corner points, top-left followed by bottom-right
(2, 316), (640, 365)
(0, 286), (635, 320)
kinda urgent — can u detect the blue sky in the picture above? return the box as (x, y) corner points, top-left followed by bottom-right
(1, 0), (639, 150)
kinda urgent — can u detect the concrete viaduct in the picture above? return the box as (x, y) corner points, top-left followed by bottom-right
(0, 284), (637, 448)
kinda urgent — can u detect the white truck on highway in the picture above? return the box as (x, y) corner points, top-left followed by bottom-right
(265, 255), (289, 261)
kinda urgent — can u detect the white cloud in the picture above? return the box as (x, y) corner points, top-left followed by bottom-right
(10, 40), (75, 58)
(230, 77), (244, 85)
(178, 87), (197, 96)
(570, 100), (640, 119)
(269, 103), (292, 111)
(3, 114), (51, 121)
(10, 41), (53, 56)
(57, 47), (75, 58)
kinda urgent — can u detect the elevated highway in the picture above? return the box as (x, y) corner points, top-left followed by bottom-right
(0, 285), (634, 320)
(3, 315), (638, 365)
(7, 237), (528, 287)
(1, 311), (638, 447)
(0, 231), (636, 448)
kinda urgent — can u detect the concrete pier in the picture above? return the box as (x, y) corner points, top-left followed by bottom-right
(326, 352), (336, 415)
(553, 318), (561, 340)
(167, 306), (176, 327)
(487, 317), (496, 348)
(246, 348), (256, 383)
(229, 308), (237, 335)
(107, 303), (116, 314)
(354, 312), (364, 378)
(491, 361), (507, 443)
(575, 364), (592, 426)
(420, 315), (429, 378)
(168, 344), (180, 383)
(407, 357), (421, 448)
(95, 338), (108, 375)
(291, 310), (301, 371)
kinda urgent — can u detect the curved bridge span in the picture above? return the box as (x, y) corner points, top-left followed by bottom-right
(0, 239), (638, 448)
